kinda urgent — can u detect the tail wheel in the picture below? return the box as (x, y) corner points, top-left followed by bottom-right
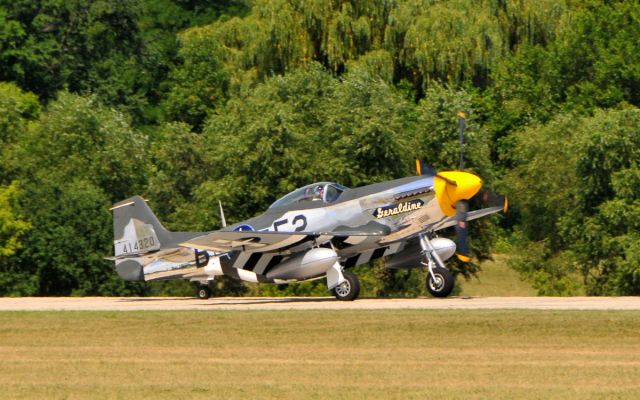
(427, 267), (455, 298)
(332, 270), (360, 301)
(197, 286), (211, 299)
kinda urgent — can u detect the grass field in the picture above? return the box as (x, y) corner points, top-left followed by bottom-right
(1, 310), (639, 399)
(458, 254), (538, 297)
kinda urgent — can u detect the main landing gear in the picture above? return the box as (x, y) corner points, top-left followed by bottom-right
(326, 261), (361, 301)
(420, 234), (456, 298)
(426, 267), (454, 297)
(331, 270), (361, 301)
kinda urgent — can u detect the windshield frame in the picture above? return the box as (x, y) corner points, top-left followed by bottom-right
(269, 182), (348, 209)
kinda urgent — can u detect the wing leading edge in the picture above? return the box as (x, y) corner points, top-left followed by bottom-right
(180, 230), (381, 254)
(380, 205), (505, 244)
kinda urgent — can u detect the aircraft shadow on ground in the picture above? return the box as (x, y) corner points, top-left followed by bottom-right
(117, 296), (336, 306)
(118, 297), (199, 302)
(199, 297), (336, 306)
(116, 296), (471, 306)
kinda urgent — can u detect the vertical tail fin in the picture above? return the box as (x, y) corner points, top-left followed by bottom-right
(111, 196), (170, 257)
(110, 196), (209, 281)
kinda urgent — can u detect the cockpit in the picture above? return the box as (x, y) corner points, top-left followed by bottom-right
(269, 182), (349, 209)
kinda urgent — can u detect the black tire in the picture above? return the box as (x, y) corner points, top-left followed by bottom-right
(197, 286), (211, 299)
(331, 270), (360, 301)
(426, 267), (455, 298)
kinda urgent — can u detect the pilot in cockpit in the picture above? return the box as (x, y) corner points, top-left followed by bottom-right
(312, 185), (324, 201)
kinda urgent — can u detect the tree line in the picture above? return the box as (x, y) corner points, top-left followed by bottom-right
(1, 0), (639, 296)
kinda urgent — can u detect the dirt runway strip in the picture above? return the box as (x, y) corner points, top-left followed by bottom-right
(1, 296), (640, 311)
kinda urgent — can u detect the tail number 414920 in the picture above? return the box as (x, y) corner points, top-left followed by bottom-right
(121, 236), (156, 254)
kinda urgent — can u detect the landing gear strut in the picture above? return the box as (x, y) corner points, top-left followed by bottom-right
(331, 270), (360, 301)
(420, 233), (455, 297)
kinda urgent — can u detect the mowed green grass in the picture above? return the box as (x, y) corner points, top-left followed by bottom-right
(1, 311), (639, 399)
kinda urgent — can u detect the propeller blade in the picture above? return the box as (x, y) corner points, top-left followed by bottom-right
(472, 190), (509, 213)
(458, 111), (466, 170)
(219, 200), (227, 228)
(415, 159), (439, 177)
(453, 190), (508, 263)
(454, 199), (471, 262)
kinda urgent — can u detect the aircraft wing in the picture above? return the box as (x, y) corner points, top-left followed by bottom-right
(380, 206), (504, 244)
(180, 230), (379, 254)
(431, 206), (505, 230)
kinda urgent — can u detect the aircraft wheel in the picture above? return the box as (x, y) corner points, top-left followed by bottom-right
(197, 285), (211, 300)
(332, 270), (360, 301)
(427, 267), (454, 298)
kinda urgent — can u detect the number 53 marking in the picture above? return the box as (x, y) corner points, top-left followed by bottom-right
(273, 215), (307, 232)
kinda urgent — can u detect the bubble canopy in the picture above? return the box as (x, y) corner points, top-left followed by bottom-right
(269, 182), (349, 209)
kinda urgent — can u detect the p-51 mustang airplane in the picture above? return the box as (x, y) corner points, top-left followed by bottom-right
(110, 115), (506, 300)
(110, 168), (506, 301)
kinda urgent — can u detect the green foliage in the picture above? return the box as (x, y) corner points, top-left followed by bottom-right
(10, 179), (144, 296)
(0, 82), (40, 183)
(194, 65), (330, 224)
(320, 68), (413, 186)
(506, 108), (640, 295)
(163, 34), (230, 130)
(0, 92), (149, 295)
(146, 122), (211, 225)
(566, 109), (640, 294)
(489, 1), (640, 126)
(0, 1), (142, 99)
(370, 262), (431, 298)
(508, 238), (582, 296)
(18, 180), (108, 295)
(0, 1), (247, 125)
(0, 82), (39, 140)
(505, 113), (580, 245)
(414, 84), (491, 174)
(0, 183), (30, 258)
(16, 91), (148, 202)
(346, 50), (394, 83)
(552, 2), (640, 111)
(170, 0), (574, 104)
